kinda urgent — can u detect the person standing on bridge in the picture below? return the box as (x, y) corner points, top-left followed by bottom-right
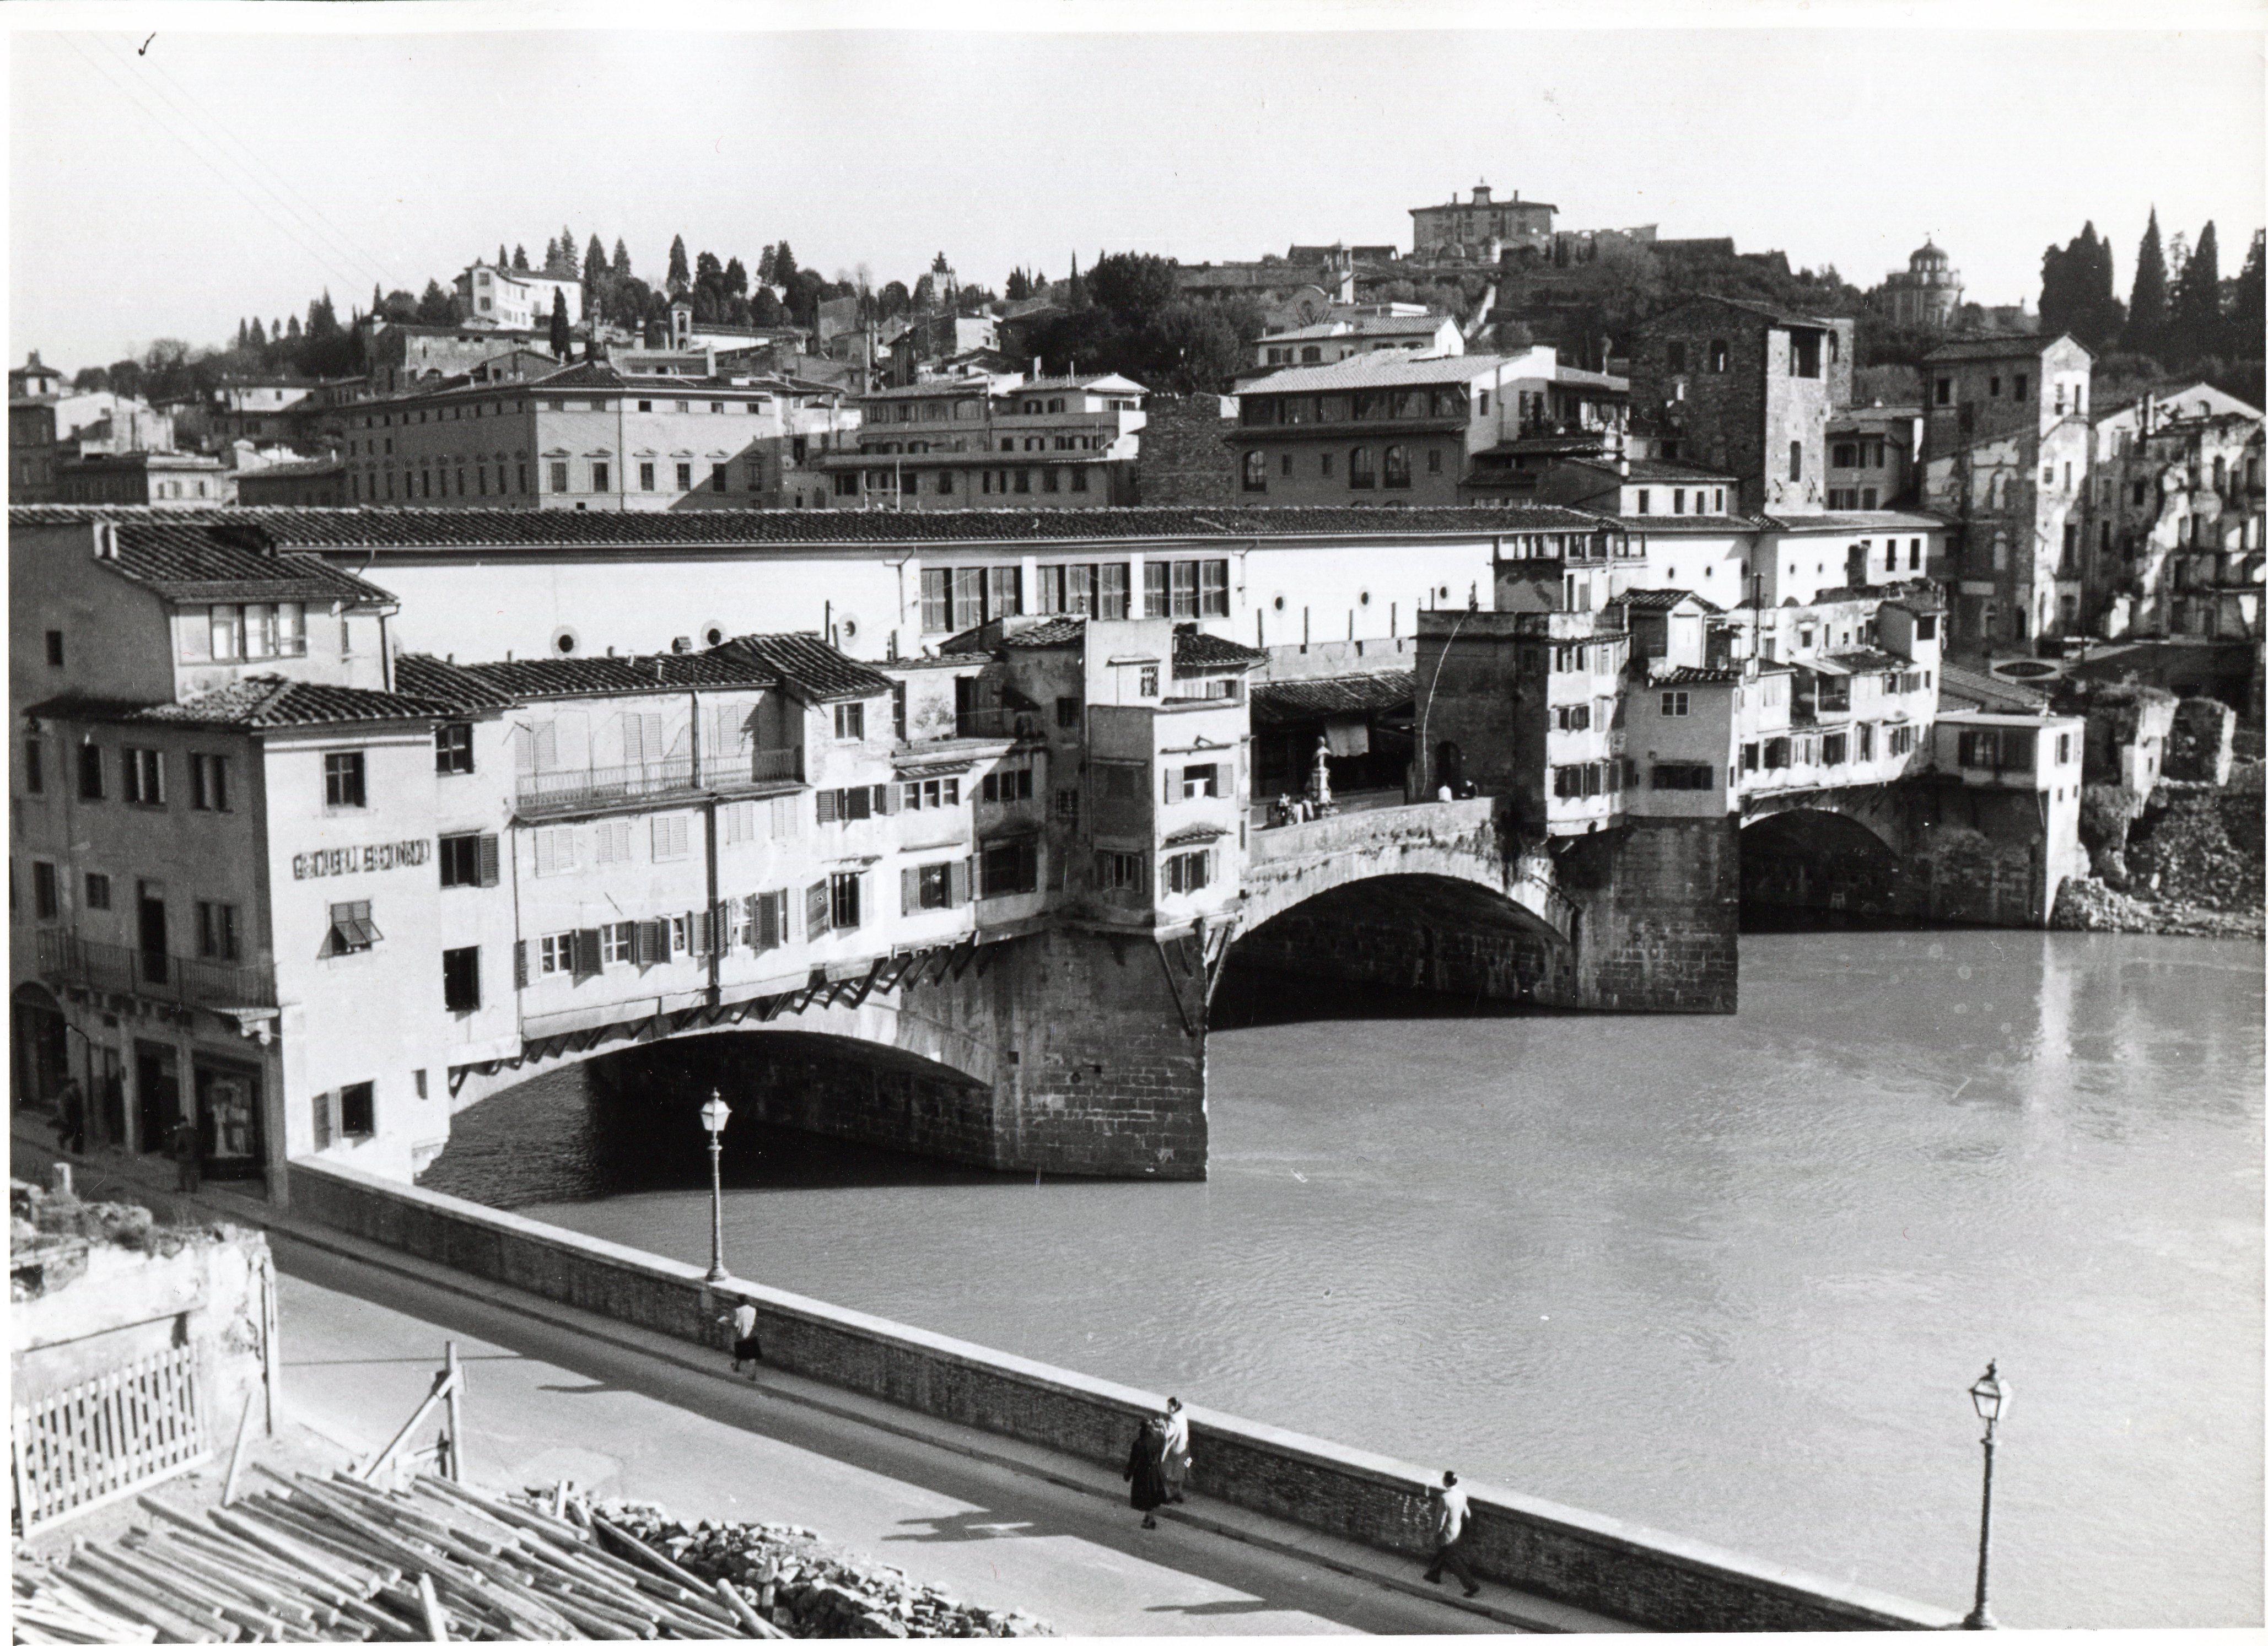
(1159, 1396), (1192, 1503)
(1422, 1470), (1482, 1598)
(1124, 1412), (1171, 1529)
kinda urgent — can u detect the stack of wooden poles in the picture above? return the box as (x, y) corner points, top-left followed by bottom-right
(11, 1469), (788, 1643)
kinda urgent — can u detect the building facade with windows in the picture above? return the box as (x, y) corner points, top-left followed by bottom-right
(453, 262), (585, 332)
(1225, 352), (1627, 509)
(1628, 296), (1857, 516)
(820, 374), (1146, 510)
(339, 361), (858, 510)
(1408, 182), (1556, 257)
(50, 451), (235, 508)
(1246, 312), (1464, 376)
(10, 506), (1264, 1195)
(1826, 404), (1923, 511)
(1918, 332), (2095, 655)
(2081, 387), (2265, 641)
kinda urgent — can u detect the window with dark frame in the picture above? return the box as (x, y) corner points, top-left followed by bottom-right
(84, 871), (111, 910)
(190, 752), (232, 812)
(324, 752), (367, 808)
(326, 900), (380, 955)
(443, 946), (481, 1012)
(435, 722), (475, 774)
(338, 1082), (375, 1138)
(197, 900), (241, 962)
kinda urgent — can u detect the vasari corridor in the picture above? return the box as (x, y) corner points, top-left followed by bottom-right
(9, 15), (2265, 1638)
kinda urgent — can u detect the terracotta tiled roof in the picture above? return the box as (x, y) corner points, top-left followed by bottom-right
(11, 503), (1623, 548)
(1922, 333), (2081, 363)
(452, 651), (781, 701)
(9, 512), (399, 605)
(1610, 587), (1721, 612)
(1173, 626), (1268, 670)
(30, 677), (454, 730)
(1650, 665), (1746, 687)
(716, 633), (894, 701)
(1938, 663), (2051, 714)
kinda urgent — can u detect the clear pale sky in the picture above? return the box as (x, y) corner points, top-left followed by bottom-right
(8, 12), (2265, 373)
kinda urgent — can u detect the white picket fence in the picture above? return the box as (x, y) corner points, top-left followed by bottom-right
(10, 1341), (210, 1534)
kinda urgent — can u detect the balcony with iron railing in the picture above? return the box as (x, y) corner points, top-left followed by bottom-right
(36, 928), (276, 1011)
(513, 747), (802, 815)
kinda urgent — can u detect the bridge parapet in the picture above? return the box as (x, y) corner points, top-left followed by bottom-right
(1241, 796), (1574, 943)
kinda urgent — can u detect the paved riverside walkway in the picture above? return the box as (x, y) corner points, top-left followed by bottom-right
(11, 1127), (1631, 1636)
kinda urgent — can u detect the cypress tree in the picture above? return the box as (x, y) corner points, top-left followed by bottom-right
(2130, 209), (2169, 346)
(2228, 230), (2265, 360)
(612, 238), (632, 280)
(512, 244), (531, 271)
(550, 289), (571, 358)
(667, 234), (691, 294)
(2172, 221), (2223, 359)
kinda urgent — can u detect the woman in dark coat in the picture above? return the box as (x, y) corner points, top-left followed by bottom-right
(1124, 1414), (1171, 1529)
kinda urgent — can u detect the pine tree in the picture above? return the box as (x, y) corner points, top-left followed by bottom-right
(757, 244), (777, 287)
(558, 226), (575, 275)
(771, 241), (797, 290)
(724, 257), (748, 298)
(1006, 267), (1032, 301)
(285, 315), (302, 342)
(584, 234), (607, 287)
(2172, 221), (2223, 359)
(249, 317), (266, 349)
(2130, 209), (2169, 346)
(667, 234), (691, 294)
(550, 289), (571, 358)
(612, 238), (632, 280)
(513, 244), (530, 272)
(542, 235), (559, 272)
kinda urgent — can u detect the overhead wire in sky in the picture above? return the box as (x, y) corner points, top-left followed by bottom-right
(96, 35), (405, 300)
(57, 35), (398, 323)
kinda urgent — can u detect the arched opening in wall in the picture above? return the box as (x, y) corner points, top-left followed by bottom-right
(1214, 873), (1564, 1029)
(1740, 808), (1901, 931)
(418, 1030), (1000, 1210)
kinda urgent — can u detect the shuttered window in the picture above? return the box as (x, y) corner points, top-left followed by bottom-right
(806, 880), (832, 937)
(651, 814), (690, 861)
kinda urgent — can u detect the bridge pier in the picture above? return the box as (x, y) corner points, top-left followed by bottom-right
(1556, 817), (1742, 1013)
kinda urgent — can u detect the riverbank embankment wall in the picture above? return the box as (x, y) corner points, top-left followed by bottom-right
(288, 1156), (1960, 1633)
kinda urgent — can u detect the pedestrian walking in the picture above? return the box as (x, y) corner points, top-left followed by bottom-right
(717, 1299), (763, 1371)
(55, 1079), (86, 1157)
(1124, 1413), (1171, 1529)
(1421, 1470), (1482, 1597)
(166, 1115), (203, 1195)
(1159, 1396), (1192, 1504)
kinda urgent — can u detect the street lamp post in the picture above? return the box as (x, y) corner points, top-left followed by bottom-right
(1964, 1360), (2010, 1629)
(699, 1091), (732, 1283)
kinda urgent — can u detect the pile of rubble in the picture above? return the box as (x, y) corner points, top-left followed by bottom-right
(582, 1494), (1049, 1639)
(2051, 875), (2264, 938)
(2126, 784), (2265, 916)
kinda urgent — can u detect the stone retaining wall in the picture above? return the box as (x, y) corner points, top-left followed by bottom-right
(288, 1157), (1958, 1633)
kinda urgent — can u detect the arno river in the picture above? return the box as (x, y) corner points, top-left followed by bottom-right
(523, 931), (2264, 1629)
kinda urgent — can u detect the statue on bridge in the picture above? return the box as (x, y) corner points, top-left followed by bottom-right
(1307, 735), (1334, 814)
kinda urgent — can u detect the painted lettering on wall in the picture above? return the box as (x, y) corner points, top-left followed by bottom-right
(292, 839), (429, 880)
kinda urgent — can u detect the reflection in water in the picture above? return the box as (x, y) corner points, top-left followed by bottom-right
(526, 932), (2264, 1628)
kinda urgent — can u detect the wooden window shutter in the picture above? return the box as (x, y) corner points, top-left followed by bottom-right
(816, 789), (838, 824)
(902, 866), (919, 915)
(534, 722), (558, 770)
(634, 920), (660, 966)
(621, 713), (644, 765)
(573, 927), (603, 976)
(513, 940), (528, 989)
(477, 833), (501, 887)
(806, 880), (831, 936)
(950, 859), (971, 907)
(514, 725), (536, 774)
(742, 893), (761, 943)
(692, 909), (710, 956)
(313, 1091), (332, 1151)
(875, 782), (895, 814)
(759, 891), (782, 950)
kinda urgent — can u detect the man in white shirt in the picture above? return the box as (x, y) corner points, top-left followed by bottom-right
(1422, 1470), (1481, 1598)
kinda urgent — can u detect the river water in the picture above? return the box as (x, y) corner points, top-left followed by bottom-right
(525, 931), (2263, 1628)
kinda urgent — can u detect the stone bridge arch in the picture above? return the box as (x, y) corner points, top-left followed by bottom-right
(1222, 797), (1579, 1009)
(1738, 796), (1905, 921)
(1739, 782), (1908, 855)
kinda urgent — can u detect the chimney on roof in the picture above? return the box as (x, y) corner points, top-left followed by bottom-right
(93, 521), (118, 560)
(671, 636), (692, 654)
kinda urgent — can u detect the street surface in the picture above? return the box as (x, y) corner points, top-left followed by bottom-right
(269, 1237), (1510, 1637)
